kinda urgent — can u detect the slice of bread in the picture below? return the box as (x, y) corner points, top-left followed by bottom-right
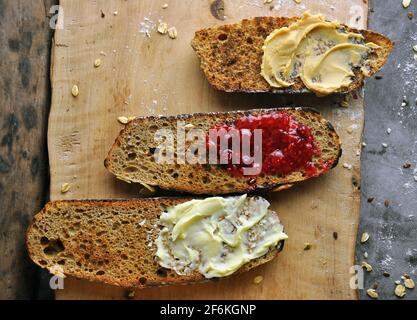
(105, 108), (341, 195)
(191, 16), (393, 93)
(26, 198), (284, 288)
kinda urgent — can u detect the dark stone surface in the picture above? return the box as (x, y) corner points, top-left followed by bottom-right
(358, 0), (417, 300)
(0, 0), (57, 300)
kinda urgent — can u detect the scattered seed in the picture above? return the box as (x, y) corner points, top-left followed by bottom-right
(361, 261), (373, 272)
(343, 163), (352, 170)
(386, 128), (391, 134)
(364, 252), (368, 258)
(395, 284), (406, 298)
(404, 278), (415, 289)
(140, 182), (156, 193)
(384, 199), (390, 207)
(346, 125), (354, 134)
(333, 232), (338, 240)
(362, 142), (367, 147)
(184, 124), (195, 129)
(403, 161), (411, 169)
(413, 45), (417, 52)
(383, 272), (391, 277)
(263, 0), (273, 3)
(414, 176), (417, 182)
(118, 116), (129, 124)
(293, 0), (302, 3)
(303, 243), (312, 251)
(361, 232), (370, 244)
(157, 22), (168, 34)
(402, 0), (411, 9)
(168, 27), (178, 39)
(367, 197), (374, 203)
(113, 11), (118, 16)
(71, 85), (79, 97)
(366, 288), (378, 299)
(61, 183), (71, 193)
(395, 280), (401, 285)
(375, 75), (383, 80)
(408, 11), (414, 19)
(382, 143), (388, 148)
(125, 290), (135, 299)
(253, 275), (264, 284)
(162, 3), (168, 9)
(94, 59), (101, 68)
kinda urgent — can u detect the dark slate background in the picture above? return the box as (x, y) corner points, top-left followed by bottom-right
(357, 0), (417, 300)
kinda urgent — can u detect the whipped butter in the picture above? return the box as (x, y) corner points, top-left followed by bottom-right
(261, 12), (378, 95)
(156, 195), (287, 278)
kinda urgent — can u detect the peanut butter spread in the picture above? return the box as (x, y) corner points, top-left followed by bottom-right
(261, 12), (379, 95)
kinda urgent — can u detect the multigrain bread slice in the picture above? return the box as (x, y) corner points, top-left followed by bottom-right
(191, 16), (393, 93)
(105, 108), (342, 195)
(26, 198), (284, 288)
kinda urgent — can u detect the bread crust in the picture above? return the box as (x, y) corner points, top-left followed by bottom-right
(105, 107), (342, 194)
(191, 16), (394, 93)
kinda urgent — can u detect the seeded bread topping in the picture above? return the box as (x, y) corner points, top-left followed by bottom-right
(261, 12), (379, 95)
(156, 195), (287, 278)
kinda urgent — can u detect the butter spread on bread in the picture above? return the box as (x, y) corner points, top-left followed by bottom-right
(261, 12), (379, 96)
(156, 195), (287, 278)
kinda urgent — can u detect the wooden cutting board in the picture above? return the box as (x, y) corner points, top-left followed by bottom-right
(50, 0), (368, 299)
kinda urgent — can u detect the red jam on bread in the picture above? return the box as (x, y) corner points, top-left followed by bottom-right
(207, 112), (328, 177)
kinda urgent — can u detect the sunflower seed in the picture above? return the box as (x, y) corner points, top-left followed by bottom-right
(395, 284), (406, 298)
(361, 232), (370, 244)
(61, 183), (71, 193)
(366, 288), (378, 299)
(71, 85), (79, 97)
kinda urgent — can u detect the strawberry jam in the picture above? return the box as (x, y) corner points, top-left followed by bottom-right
(207, 112), (323, 177)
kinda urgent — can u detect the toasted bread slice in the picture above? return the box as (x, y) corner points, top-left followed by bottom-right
(191, 16), (393, 94)
(105, 108), (341, 195)
(26, 198), (284, 288)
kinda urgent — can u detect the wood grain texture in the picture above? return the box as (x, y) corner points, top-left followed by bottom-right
(49, 0), (368, 299)
(0, 0), (58, 299)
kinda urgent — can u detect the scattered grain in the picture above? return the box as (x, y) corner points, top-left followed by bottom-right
(253, 275), (264, 284)
(395, 284), (406, 298)
(61, 183), (71, 193)
(71, 85), (79, 97)
(361, 232), (369, 244)
(168, 27), (178, 39)
(366, 288), (378, 299)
